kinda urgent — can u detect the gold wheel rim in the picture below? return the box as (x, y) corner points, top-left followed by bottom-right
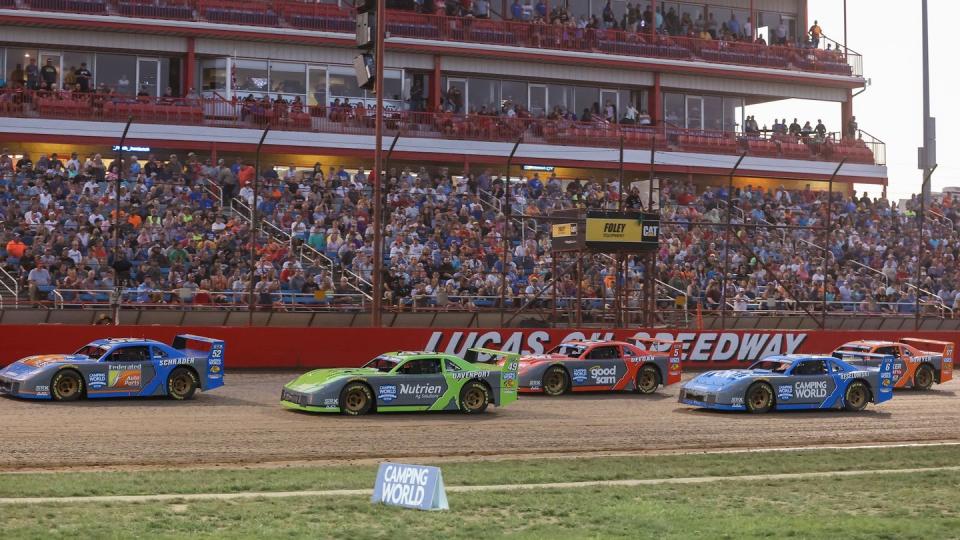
(345, 388), (366, 411)
(849, 386), (866, 407)
(57, 377), (77, 397)
(172, 374), (190, 395)
(750, 387), (769, 408)
(640, 370), (656, 391)
(464, 388), (485, 409)
(544, 372), (564, 394)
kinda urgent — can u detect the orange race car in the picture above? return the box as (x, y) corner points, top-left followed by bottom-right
(510, 338), (683, 396)
(832, 338), (954, 390)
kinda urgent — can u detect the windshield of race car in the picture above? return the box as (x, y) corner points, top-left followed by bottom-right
(748, 360), (792, 373)
(548, 344), (588, 357)
(74, 345), (108, 358)
(363, 355), (401, 372)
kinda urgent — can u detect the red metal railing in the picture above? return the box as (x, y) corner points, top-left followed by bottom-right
(3, 1), (863, 77)
(0, 89), (881, 164)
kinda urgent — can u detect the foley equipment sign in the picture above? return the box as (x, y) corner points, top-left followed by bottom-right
(585, 211), (659, 251)
(372, 463), (448, 510)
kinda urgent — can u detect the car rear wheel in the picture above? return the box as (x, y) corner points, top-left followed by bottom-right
(460, 381), (490, 414)
(913, 364), (935, 391)
(745, 382), (773, 414)
(167, 367), (198, 400)
(636, 365), (659, 394)
(50, 369), (84, 401)
(542, 366), (569, 396)
(340, 382), (373, 416)
(844, 381), (870, 411)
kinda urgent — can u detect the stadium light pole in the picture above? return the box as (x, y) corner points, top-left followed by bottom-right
(499, 135), (523, 327)
(615, 135), (625, 328)
(111, 116), (133, 325)
(248, 126), (270, 327)
(821, 159), (845, 329)
(719, 152), (746, 331)
(370, 0), (387, 327)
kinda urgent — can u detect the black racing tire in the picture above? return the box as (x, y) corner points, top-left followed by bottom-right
(635, 364), (660, 394)
(167, 367), (199, 400)
(844, 380), (870, 411)
(50, 369), (84, 401)
(913, 364), (935, 391)
(745, 382), (774, 414)
(340, 382), (374, 416)
(459, 381), (491, 414)
(542, 366), (569, 396)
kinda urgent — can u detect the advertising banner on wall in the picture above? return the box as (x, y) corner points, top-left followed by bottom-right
(0, 326), (956, 370)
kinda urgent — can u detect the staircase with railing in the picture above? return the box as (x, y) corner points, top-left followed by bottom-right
(201, 183), (373, 301)
(0, 265), (18, 308)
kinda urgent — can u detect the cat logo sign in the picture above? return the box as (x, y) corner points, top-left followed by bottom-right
(585, 211), (659, 251)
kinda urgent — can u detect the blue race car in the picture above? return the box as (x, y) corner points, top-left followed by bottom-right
(678, 354), (895, 413)
(0, 334), (224, 401)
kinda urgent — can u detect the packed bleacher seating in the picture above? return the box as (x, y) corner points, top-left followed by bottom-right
(2, 1), (859, 77)
(0, 148), (955, 318)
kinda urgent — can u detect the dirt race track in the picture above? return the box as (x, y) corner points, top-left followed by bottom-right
(1, 372), (958, 471)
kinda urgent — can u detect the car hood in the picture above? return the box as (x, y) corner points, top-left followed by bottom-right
(516, 354), (573, 368)
(685, 369), (764, 389)
(284, 367), (381, 392)
(0, 354), (90, 379)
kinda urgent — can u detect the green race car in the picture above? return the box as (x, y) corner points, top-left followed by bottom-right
(281, 348), (520, 415)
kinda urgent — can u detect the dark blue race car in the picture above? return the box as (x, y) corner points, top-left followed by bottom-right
(0, 334), (224, 401)
(679, 354), (895, 413)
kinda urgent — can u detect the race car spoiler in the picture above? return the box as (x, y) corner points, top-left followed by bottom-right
(628, 337), (681, 352)
(899, 338), (955, 355)
(466, 348), (521, 363)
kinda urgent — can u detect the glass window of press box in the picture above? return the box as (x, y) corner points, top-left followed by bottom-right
(1, 47), (173, 96)
(663, 92), (742, 132)
(198, 58), (403, 109)
(443, 76), (649, 121)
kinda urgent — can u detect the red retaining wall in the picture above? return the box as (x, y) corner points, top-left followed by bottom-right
(1, 326), (957, 370)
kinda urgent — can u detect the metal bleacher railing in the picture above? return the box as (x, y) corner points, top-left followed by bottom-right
(5, 1), (864, 78)
(0, 90), (885, 166)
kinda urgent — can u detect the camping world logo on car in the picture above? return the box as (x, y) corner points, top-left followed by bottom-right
(378, 384), (398, 403)
(571, 368), (588, 384)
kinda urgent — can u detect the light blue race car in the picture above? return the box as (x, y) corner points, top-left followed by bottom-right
(0, 334), (224, 401)
(679, 354), (895, 413)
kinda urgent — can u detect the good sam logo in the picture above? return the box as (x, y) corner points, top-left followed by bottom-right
(589, 366), (617, 385)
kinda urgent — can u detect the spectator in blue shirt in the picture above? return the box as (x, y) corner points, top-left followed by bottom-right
(511, 0), (524, 20)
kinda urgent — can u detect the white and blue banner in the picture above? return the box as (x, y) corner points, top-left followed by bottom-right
(371, 462), (448, 511)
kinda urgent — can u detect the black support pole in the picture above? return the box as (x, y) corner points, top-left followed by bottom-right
(499, 135), (523, 326)
(248, 126), (270, 326)
(111, 116), (133, 325)
(720, 152), (746, 330)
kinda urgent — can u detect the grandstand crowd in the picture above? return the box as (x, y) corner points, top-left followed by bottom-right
(0, 148), (955, 316)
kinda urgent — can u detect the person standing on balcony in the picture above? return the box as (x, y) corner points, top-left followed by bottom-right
(846, 116), (858, 140)
(727, 14), (740, 38)
(511, 0), (523, 20)
(76, 62), (92, 93)
(775, 18), (787, 45)
(25, 58), (39, 91)
(706, 13), (718, 39)
(743, 16), (752, 39)
(809, 20), (822, 48)
(40, 59), (57, 91)
(473, 0), (489, 18)
(815, 119), (827, 141)
(8, 63), (25, 89)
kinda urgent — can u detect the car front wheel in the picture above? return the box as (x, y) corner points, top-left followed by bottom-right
(51, 369), (84, 401)
(745, 382), (773, 413)
(542, 366), (569, 396)
(340, 382), (374, 416)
